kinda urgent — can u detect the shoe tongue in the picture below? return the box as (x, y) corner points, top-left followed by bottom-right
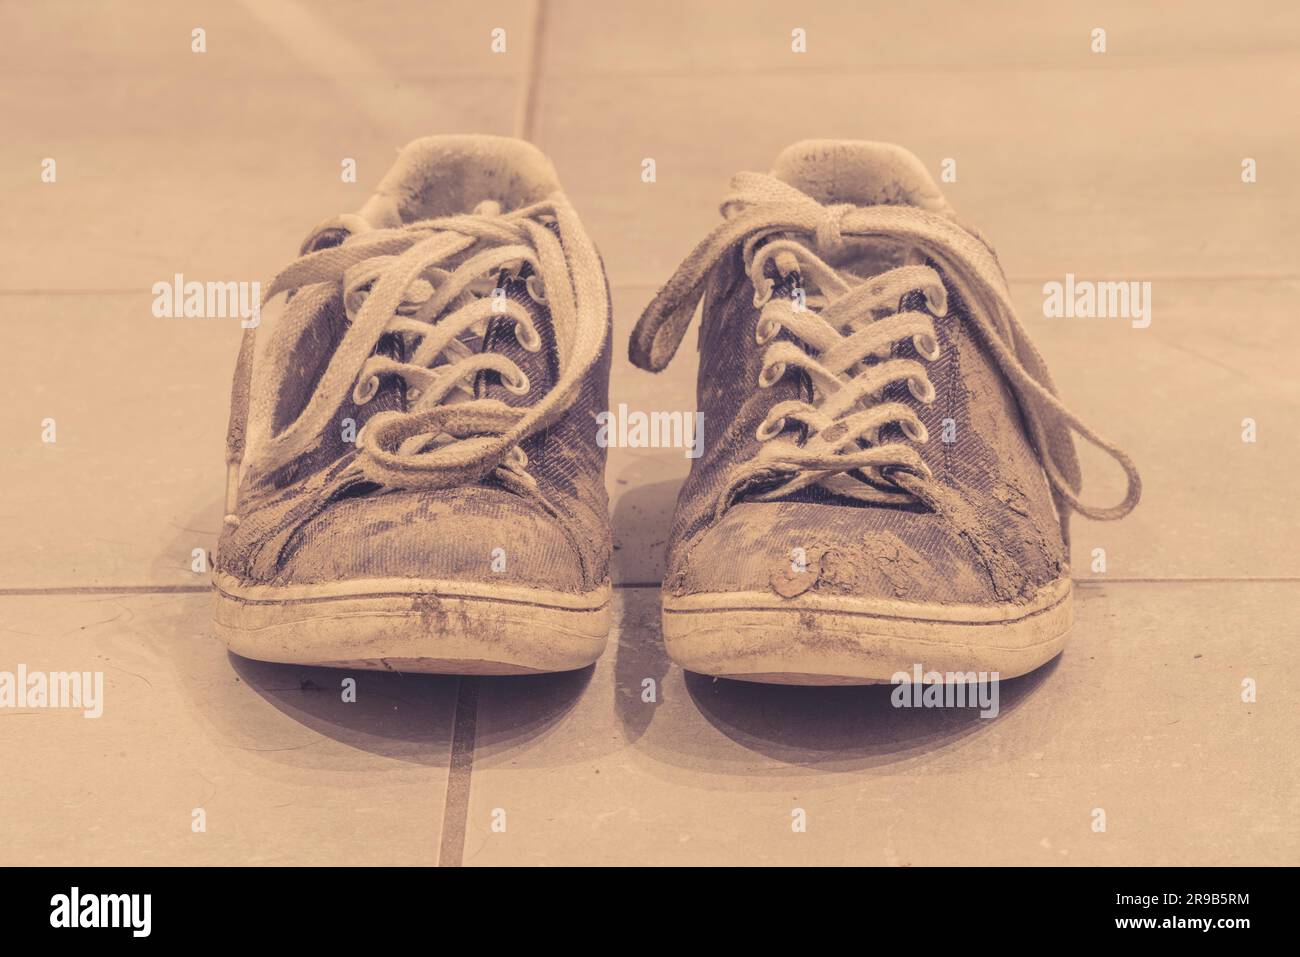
(771, 140), (951, 213)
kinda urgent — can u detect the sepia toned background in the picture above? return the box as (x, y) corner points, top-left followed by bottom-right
(1, 0), (1296, 865)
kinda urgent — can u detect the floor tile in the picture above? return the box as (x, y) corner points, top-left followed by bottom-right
(0, 592), (456, 865)
(0, 72), (522, 291)
(1017, 278), (1300, 579)
(2, 293), (243, 588)
(0, 0), (535, 80)
(542, 0), (1300, 76)
(462, 582), (1298, 865)
(537, 62), (1299, 289)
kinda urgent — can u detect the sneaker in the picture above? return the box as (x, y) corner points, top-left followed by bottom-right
(214, 135), (612, 675)
(630, 140), (1140, 685)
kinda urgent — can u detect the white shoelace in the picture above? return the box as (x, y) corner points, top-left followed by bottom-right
(224, 196), (607, 524)
(630, 173), (1142, 535)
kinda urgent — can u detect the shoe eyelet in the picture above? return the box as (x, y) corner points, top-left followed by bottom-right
(755, 318), (779, 346)
(908, 375), (936, 404)
(515, 322), (542, 353)
(353, 375), (380, 405)
(924, 283), (948, 316)
(901, 418), (929, 443)
(913, 332), (941, 361)
(758, 362), (786, 388)
(884, 460), (934, 488)
(755, 417), (785, 441)
(525, 275), (547, 304)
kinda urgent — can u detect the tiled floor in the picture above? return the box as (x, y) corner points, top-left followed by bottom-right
(1, 1), (1296, 865)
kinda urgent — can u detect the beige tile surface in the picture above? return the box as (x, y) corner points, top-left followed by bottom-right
(0, 592), (455, 865)
(0, 73), (523, 291)
(542, 0), (1300, 76)
(1020, 279), (1300, 578)
(536, 65), (1299, 289)
(1, 294), (234, 588)
(462, 582), (1298, 866)
(0, 0), (535, 80)
(0, 0), (534, 292)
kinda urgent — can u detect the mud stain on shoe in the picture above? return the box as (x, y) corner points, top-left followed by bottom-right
(907, 479), (1036, 604)
(993, 479), (1032, 517)
(767, 532), (927, 600)
(770, 557), (817, 598)
(860, 534), (928, 598)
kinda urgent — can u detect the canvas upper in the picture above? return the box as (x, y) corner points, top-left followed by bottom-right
(217, 136), (612, 595)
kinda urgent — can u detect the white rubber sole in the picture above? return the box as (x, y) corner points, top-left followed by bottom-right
(213, 573), (611, 675)
(662, 578), (1073, 685)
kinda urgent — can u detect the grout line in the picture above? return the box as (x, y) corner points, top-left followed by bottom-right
(513, 0), (546, 142)
(438, 676), (479, 867)
(0, 289), (143, 296)
(0, 577), (1297, 598)
(611, 274), (1300, 293)
(536, 49), (1300, 81)
(608, 577), (1300, 587)
(1073, 577), (1300, 585)
(1, 275), (1298, 299)
(1010, 274), (1300, 286)
(614, 577), (1300, 587)
(0, 585), (213, 596)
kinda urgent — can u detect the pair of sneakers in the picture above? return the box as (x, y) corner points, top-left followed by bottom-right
(212, 135), (1140, 685)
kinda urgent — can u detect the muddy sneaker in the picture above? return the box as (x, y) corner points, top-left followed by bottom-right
(630, 140), (1140, 685)
(213, 135), (612, 674)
